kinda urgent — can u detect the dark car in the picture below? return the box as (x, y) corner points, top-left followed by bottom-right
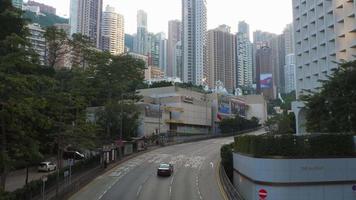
(157, 163), (174, 177)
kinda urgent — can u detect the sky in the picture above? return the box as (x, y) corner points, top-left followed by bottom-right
(26, 0), (293, 37)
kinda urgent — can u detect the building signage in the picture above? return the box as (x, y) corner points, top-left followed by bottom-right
(260, 73), (272, 89)
(258, 189), (267, 199)
(182, 96), (194, 104)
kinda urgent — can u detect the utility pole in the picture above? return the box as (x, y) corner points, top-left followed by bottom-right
(119, 93), (123, 159)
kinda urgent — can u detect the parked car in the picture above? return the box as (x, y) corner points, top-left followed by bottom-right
(38, 162), (56, 172)
(63, 151), (85, 160)
(157, 163), (174, 177)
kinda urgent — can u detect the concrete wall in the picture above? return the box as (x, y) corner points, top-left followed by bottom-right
(233, 153), (356, 200)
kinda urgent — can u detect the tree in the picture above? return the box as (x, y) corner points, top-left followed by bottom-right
(265, 112), (295, 135)
(44, 26), (70, 68)
(301, 61), (356, 133)
(219, 115), (260, 134)
(0, 0), (57, 190)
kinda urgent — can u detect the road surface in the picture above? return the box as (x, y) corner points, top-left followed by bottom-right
(70, 129), (265, 200)
(70, 137), (233, 200)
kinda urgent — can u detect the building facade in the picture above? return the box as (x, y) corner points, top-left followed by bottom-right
(101, 5), (124, 55)
(182, 0), (207, 85)
(292, 0), (356, 134)
(284, 54), (296, 94)
(144, 66), (165, 81)
(137, 86), (212, 136)
(252, 31), (277, 84)
(256, 46), (276, 100)
(134, 10), (148, 55)
(167, 20), (182, 78)
(207, 25), (236, 93)
(124, 34), (134, 52)
(236, 21), (253, 90)
(70, 0), (103, 48)
(27, 23), (46, 64)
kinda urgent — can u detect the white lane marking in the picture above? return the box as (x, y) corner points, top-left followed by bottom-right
(136, 185), (142, 197)
(170, 175), (175, 185)
(210, 162), (214, 169)
(169, 186), (172, 197)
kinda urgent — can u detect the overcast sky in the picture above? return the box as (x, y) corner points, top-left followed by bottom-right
(25, 0), (293, 37)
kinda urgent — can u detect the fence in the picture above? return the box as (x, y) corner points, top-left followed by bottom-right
(219, 163), (244, 200)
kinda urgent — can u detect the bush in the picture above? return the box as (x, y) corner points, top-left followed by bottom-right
(220, 143), (234, 182)
(234, 134), (355, 157)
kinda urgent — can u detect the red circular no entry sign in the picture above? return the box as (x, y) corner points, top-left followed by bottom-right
(259, 189), (268, 199)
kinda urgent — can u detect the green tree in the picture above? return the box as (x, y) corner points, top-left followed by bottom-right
(301, 61), (356, 133)
(44, 26), (70, 68)
(0, 0), (56, 190)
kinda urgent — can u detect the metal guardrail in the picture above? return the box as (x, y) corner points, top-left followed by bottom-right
(219, 163), (245, 200)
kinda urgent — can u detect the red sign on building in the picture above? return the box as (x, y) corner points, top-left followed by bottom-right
(258, 189), (268, 200)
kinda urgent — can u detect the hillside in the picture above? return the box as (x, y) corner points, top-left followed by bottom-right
(23, 10), (69, 27)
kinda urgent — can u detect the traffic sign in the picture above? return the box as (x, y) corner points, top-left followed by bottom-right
(258, 189), (268, 200)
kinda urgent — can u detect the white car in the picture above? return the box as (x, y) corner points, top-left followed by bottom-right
(38, 162), (57, 172)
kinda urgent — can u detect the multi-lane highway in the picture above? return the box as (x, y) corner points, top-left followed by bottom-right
(70, 130), (264, 200)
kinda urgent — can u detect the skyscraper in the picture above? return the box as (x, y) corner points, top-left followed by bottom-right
(252, 31), (277, 84)
(70, 0), (103, 48)
(292, 0), (356, 134)
(284, 54), (296, 94)
(101, 5), (124, 55)
(182, 0), (207, 85)
(134, 10), (148, 55)
(236, 21), (253, 90)
(256, 45), (275, 100)
(270, 34), (286, 94)
(167, 20), (182, 77)
(124, 34), (134, 52)
(283, 23), (294, 56)
(207, 25), (236, 93)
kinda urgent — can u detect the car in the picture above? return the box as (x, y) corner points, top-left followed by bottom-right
(38, 162), (56, 172)
(157, 163), (174, 177)
(63, 151), (85, 160)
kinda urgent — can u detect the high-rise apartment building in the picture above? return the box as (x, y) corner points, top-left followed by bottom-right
(146, 33), (167, 72)
(282, 23), (295, 94)
(270, 34), (286, 94)
(70, 0), (103, 48)
(283, 23), (295, 55)
(167, 20), (182, 77)
(27, 23), (46, 64)
(182, 0), (207, 85)
(284, 54), (296, 94)
(292, 0), (356, 134)
(252, 31), (277, 83)
(125, 34), (134, 52)
(134, 10), (148, 55)
(101, 5), (124, 55)
(256, 46), (276, 100)
(27, 0), (56, 15)
(236, 21), (253, 90)
(174, 41), (183, 80)
(207, 25), (236, 93)
(11, 0), (23, 9)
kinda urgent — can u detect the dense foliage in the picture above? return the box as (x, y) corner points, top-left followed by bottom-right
(219, 116), (260, 134)
(265, 112), (296, 134)
(301, 61), (356, 133)
(234, 134), (355, 157)
(23, 11), (68, 28)
(220, 143), (234, 182)
(0, 1), (145, 191)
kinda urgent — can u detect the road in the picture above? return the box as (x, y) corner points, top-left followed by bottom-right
(70, 137), (233, 200)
